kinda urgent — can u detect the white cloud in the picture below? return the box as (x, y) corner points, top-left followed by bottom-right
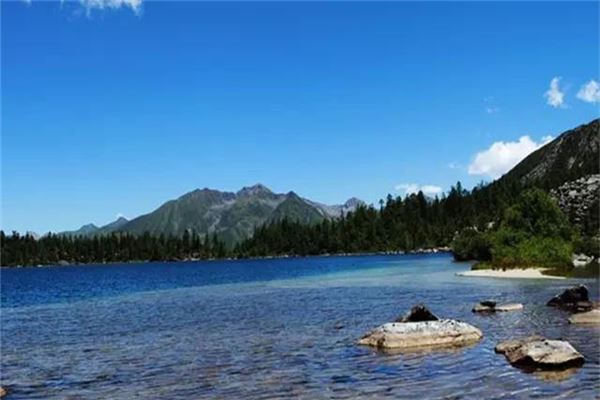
(395, 183), (443, 196)
(468, 135), (553, 179)
(79, 0), (142, 15)
(576, 80), (600, 103)
(544, 77), (565, 108)
(486, 106), (499, 114)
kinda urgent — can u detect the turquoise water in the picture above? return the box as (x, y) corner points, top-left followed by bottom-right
(1, 254), (599, 398)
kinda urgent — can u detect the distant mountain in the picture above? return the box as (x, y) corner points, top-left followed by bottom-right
(60, 217), (129, 238)
(60, 223), (100, 237)
(305, 197), (365, 218)
(500, 119), (599, 189)
(268, 192), (325, 225)
(63, 184), (362, 244)
(96, 216), (129, 235)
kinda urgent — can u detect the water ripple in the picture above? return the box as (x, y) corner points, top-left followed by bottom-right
(1, 254), (599, 399)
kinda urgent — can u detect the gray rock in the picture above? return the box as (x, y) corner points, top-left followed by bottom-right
(550, 174), (600, 232)
(395, 304), (439, 323)
(358, 319), (482, 350)
(569, 309), (600, 325)
(495, 336), (584, 369)
(495, 303), (524, 312)
(572, 253), (594, 268)
(547, 285), (589, 310)
(472, 302), (523, 312)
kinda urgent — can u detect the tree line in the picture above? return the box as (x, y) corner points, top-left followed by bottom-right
(2, 178), (597, 269)
(235, 180), (525, 257)
(0, 231), (227, 267)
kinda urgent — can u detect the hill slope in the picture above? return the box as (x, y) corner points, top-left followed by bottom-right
(500, 119), (599, 189)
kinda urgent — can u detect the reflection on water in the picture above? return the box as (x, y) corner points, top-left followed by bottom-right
(534, 368), (582, 383)
(1, 254), (599, 399)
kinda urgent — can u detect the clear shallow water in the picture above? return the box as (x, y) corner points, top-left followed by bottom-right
(1, 254), (599, 399)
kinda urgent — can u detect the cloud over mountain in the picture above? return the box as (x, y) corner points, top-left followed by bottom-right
(468, 135), (553, 179)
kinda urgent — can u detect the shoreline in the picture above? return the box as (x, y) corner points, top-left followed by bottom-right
(0, 247), (453, 269)
(457, 268), (566, 280)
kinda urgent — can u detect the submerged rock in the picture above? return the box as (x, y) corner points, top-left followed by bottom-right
(472, 301), (523, 313)
(395, 304), (439, 323)
(547, 285), (589, 310)
(495, 336), (584, 370)
(358, 319), (482, 350)
(569, 309), (600, 325)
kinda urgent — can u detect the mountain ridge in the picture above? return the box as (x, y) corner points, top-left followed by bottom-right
(61, 184), (363, 244)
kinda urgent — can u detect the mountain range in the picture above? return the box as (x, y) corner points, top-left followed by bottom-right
(59, 118), (599, 244)
(61, 185), (363, 244)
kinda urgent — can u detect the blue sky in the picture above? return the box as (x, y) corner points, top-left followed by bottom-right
(2, 1), (599, 234)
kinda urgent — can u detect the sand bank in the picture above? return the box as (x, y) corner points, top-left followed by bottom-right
(457, 268), (565, 280)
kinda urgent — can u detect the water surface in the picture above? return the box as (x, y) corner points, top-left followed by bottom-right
(2, 254), (599, 399)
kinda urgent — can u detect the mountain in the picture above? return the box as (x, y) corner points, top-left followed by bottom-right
(305, 197), (365, 218)
(96, 216), (129, 235)
(63, 184), (362, 244)
(484, 118), (599, 233)
(500, 119), (599, 189)
(60, 223), (100, 237)
(268, 192), (325, 225)
(60, 217), (128, 238)
(119, 184), (361, 243)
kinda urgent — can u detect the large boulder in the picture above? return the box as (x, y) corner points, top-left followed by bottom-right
(358, 319), (482, 350)
(569, 309), (600, 325)
(395, 304), (439, 323)
(495, 336), (584, 370)
(547, 285), (590, 311)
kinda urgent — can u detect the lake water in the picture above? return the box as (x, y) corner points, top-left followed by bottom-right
(1, 254), (599, 399)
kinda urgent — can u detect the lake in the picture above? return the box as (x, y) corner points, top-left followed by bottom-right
(1, 254), (599, 399)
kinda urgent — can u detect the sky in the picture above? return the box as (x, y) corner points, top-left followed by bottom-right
(2, 1), (599, 234)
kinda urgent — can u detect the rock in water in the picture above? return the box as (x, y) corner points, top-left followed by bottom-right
(495, 336), (584, 370)
(472, 303), (495, 312)
(495, 303), (524, 312)
(358, 320), (482, 350)
(0, 386), (7, 398)
(395, 304), (439, 323)
(569, 309), (600, 325)
(547, 285), (589, 310)
(472, 302), (523, 313)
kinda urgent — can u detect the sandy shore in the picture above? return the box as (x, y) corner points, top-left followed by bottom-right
(457, 268), (565, 280)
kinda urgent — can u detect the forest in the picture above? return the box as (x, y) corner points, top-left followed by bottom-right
(0, 179), (529, 266)
(2, 173), (598, 272)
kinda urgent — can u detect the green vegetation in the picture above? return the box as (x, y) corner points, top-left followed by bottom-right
(0, 231), (227, 267)
(452, 188), (598, 277)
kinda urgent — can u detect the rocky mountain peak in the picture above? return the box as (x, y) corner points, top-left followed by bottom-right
(236, 183), (273, 197)
(344, 197), (363, 208)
